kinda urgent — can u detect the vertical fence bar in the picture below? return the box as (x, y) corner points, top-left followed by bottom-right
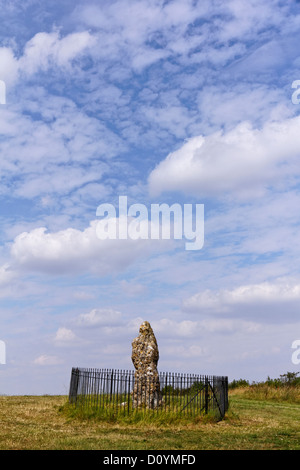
(81, 370), (86, 408)
(205, 376), (208, 414)
(69, 368), (79, 404)
(176, 374), (178, 414)
(128, 372), (131, 415)
(225, 376), (229, 412)
(105, 369), (109, 414)
(69, 368), (228, 420)
(110, 369), (114, 403)
(87, 369), (91, 409)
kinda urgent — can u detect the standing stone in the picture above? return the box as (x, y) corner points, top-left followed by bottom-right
(131, 321), (162, 409)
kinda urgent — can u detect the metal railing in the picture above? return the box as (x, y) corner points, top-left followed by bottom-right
(69, 368), (228, 420)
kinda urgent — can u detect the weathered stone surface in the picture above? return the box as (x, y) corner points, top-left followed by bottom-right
(131, 321), (162, 409)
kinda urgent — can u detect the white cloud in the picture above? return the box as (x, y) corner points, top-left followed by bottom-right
(163, 343), (208, 358)
(27, 30), (94, 74)
(148, 116), (300, 199)
(10, 219), (174, 276)
(0, 30), (95, 90)
(218, 0), (285, 42)
(183, 279), (300, 323)
(0, 46), (19, 85)
(0, 95), (123, 202)
(151, 317), (259, 337)
(196, 83), (292, 133)
(0, 263), (15, 286)
(54, 327), (76, 343)
(126, 316), (145, 333)
(77, 308), (122, 327)
(185, 281), (300, 309)
(1, 0), (300, 395)
(33, 354), (62, 366)
(71, 0), (290, 73)
(73, 0), (203, 48)
(153, 318), (197, 337)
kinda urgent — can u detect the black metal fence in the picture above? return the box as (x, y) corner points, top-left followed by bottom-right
(69, 368), (228, 420)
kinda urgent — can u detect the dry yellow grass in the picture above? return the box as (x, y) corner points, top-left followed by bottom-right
(0, 392), (299, 450)
(229, 384), (300, 403)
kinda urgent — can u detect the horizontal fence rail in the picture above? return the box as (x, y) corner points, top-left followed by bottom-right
(69, 368), (228, 420)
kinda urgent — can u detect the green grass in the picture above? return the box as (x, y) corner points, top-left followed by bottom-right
(0, 389), (299, 450)
(61, 401), (220, 426)
(66, 391), (221, 425)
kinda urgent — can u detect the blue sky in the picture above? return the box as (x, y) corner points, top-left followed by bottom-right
(1, 0), (300, 394)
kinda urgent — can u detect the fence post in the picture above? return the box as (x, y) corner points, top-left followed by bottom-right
(222, 376), (227, 414)
(128, 373), (131, 414)
(205, 376), (209, 414)
(69, 368), (79, 405)
(110, 369), (114, 403)
(225, 376), (229, 412)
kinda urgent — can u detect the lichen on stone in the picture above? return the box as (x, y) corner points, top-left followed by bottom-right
(131, 321), (162, 409)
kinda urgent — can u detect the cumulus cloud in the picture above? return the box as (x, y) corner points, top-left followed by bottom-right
(148, 116), (300, 199)
(9, 218), (175, 276)
(33, 354), (62, 366)
(196, 83), (292, 133)
(151, 317), (259, 337)
(0, 47), (19, 85)
(77, 308), (122, 327)
(0, 30), (95, 86)
(183, 279), (300, 323)
(0, 263), (15, 286)
(54, 327), (77, 344)
(2, 0), (300, 393)
(163, 343), (208, 358)
(20, 30), (95, 75)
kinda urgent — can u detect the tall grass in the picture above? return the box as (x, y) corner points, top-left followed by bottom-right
(1, 395), (299, 450)
(240, 384), (300, 403)
(229, 372), (300, 404)
(60, 399), (220, 426)
(66, 377), (227, 424)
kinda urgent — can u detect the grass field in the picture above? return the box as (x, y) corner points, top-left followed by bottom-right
(0, 388), (299, 450)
